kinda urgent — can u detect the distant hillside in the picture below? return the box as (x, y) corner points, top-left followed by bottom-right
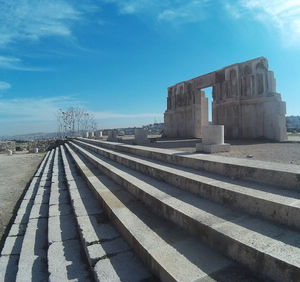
(2, 117), (298, 140)
(0, 122), (165, 140)
(0, 132), (59, 141)
(286, 116), (300, 131)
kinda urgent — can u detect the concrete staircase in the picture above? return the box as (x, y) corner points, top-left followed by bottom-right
(1, 138), (300, 281)
(68, 138), (300, 282)
(0, 147), (152, 282)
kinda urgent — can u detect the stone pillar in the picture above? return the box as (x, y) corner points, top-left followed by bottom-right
(164, 86), (209, 138)
(196, 125), (230, 153)
(202, 125), (224, 145)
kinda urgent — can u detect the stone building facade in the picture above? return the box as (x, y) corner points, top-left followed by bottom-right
(164, 57), (287, 141)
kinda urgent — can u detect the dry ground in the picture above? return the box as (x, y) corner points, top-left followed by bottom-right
(215, 141), (300, 165)
(0, 152), (45, 243)
(108, 134), (300, 165)
(149, 138), (300, 165)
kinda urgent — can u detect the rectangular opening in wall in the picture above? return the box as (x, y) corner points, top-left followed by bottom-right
(202, 87), (213, 123)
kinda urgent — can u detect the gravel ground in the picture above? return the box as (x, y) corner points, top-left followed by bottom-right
(106, 134), (300, 165)
(149, 138), (300, 165)
(215, 141), (300, 165)
(0, 152), (45, 243)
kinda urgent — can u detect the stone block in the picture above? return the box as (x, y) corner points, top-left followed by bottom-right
(95, 130), (103, 138)
(94, 251), (152, 282)
(48, 240), (91, 282)
(202, 125), (224, 145)
(134, 128), (149, 145)
(196, 125), (230, 153)
(107, 130), (118, 142)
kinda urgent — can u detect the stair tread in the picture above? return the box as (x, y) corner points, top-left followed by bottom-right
(75, 139), (300, 205)
(61, 145), (154, 281)
(66, 143), (262, 282)
(15, 149), (54, 282)
(78, 137), (300, 174)
(70, 141), (300, 269)
(47, 147), (93, 282)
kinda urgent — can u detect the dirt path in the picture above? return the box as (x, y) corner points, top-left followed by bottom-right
(0, 152), (45, 242)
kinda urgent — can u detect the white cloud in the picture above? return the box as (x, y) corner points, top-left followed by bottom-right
(0, 95), (163, 135)
(0, 81), (11, 91)
(0, 0), (84, 48)
(0, 95), (83, 135)
(227, 0), (300, 46)
(0, 56), (49, 71)
(0, 96), (81, 122)
(104, 0), (163, 15)
(104, 0), (211, 24)
(224, 3), (242, 19)
(157, 1), (210, 23)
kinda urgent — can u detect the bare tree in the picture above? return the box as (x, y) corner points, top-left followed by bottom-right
(56, 107), (97, 138)
(74, 107), (84, 134)
(56, 109), (64, 138)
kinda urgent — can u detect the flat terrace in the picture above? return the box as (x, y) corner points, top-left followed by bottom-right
(114, 134), (300, 165)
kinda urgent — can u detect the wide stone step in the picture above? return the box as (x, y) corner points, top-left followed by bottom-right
(73, 139), (300, 230)
(69, 141), (300, 282)
(0, 151), (51, 282)
(65, 143), (261, 282)
(76, 137), (300, 190)
(16, 148), (55, 281)
(47, 147), (92, 282)
(2, 144), (160, 282)
(60, 145), (153, 282)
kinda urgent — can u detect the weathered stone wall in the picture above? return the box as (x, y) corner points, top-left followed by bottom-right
(164, 87), (208, 138)
(165, 57), (287, 141)
(212, 57), (286, 141)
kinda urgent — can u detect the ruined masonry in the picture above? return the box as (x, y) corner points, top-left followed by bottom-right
(164, 57), (287, 141)
(164, 89), (208, 138)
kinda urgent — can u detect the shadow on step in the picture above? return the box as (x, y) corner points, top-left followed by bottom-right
(32, 217), (48, 281)
(137, 171), (300, 249)
(76, 143), (300, 249)
(54, 152), (93, 282)
(72, 148), (262, 282)
(80, 141), (300, 200)
(100, 176), (264, 282)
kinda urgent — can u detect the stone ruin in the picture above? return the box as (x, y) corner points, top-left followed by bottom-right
(164, 57), (287, 141)
(164, 89), (208, 138)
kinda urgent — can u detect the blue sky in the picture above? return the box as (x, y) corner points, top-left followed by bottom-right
(0, 0), (300, 135)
